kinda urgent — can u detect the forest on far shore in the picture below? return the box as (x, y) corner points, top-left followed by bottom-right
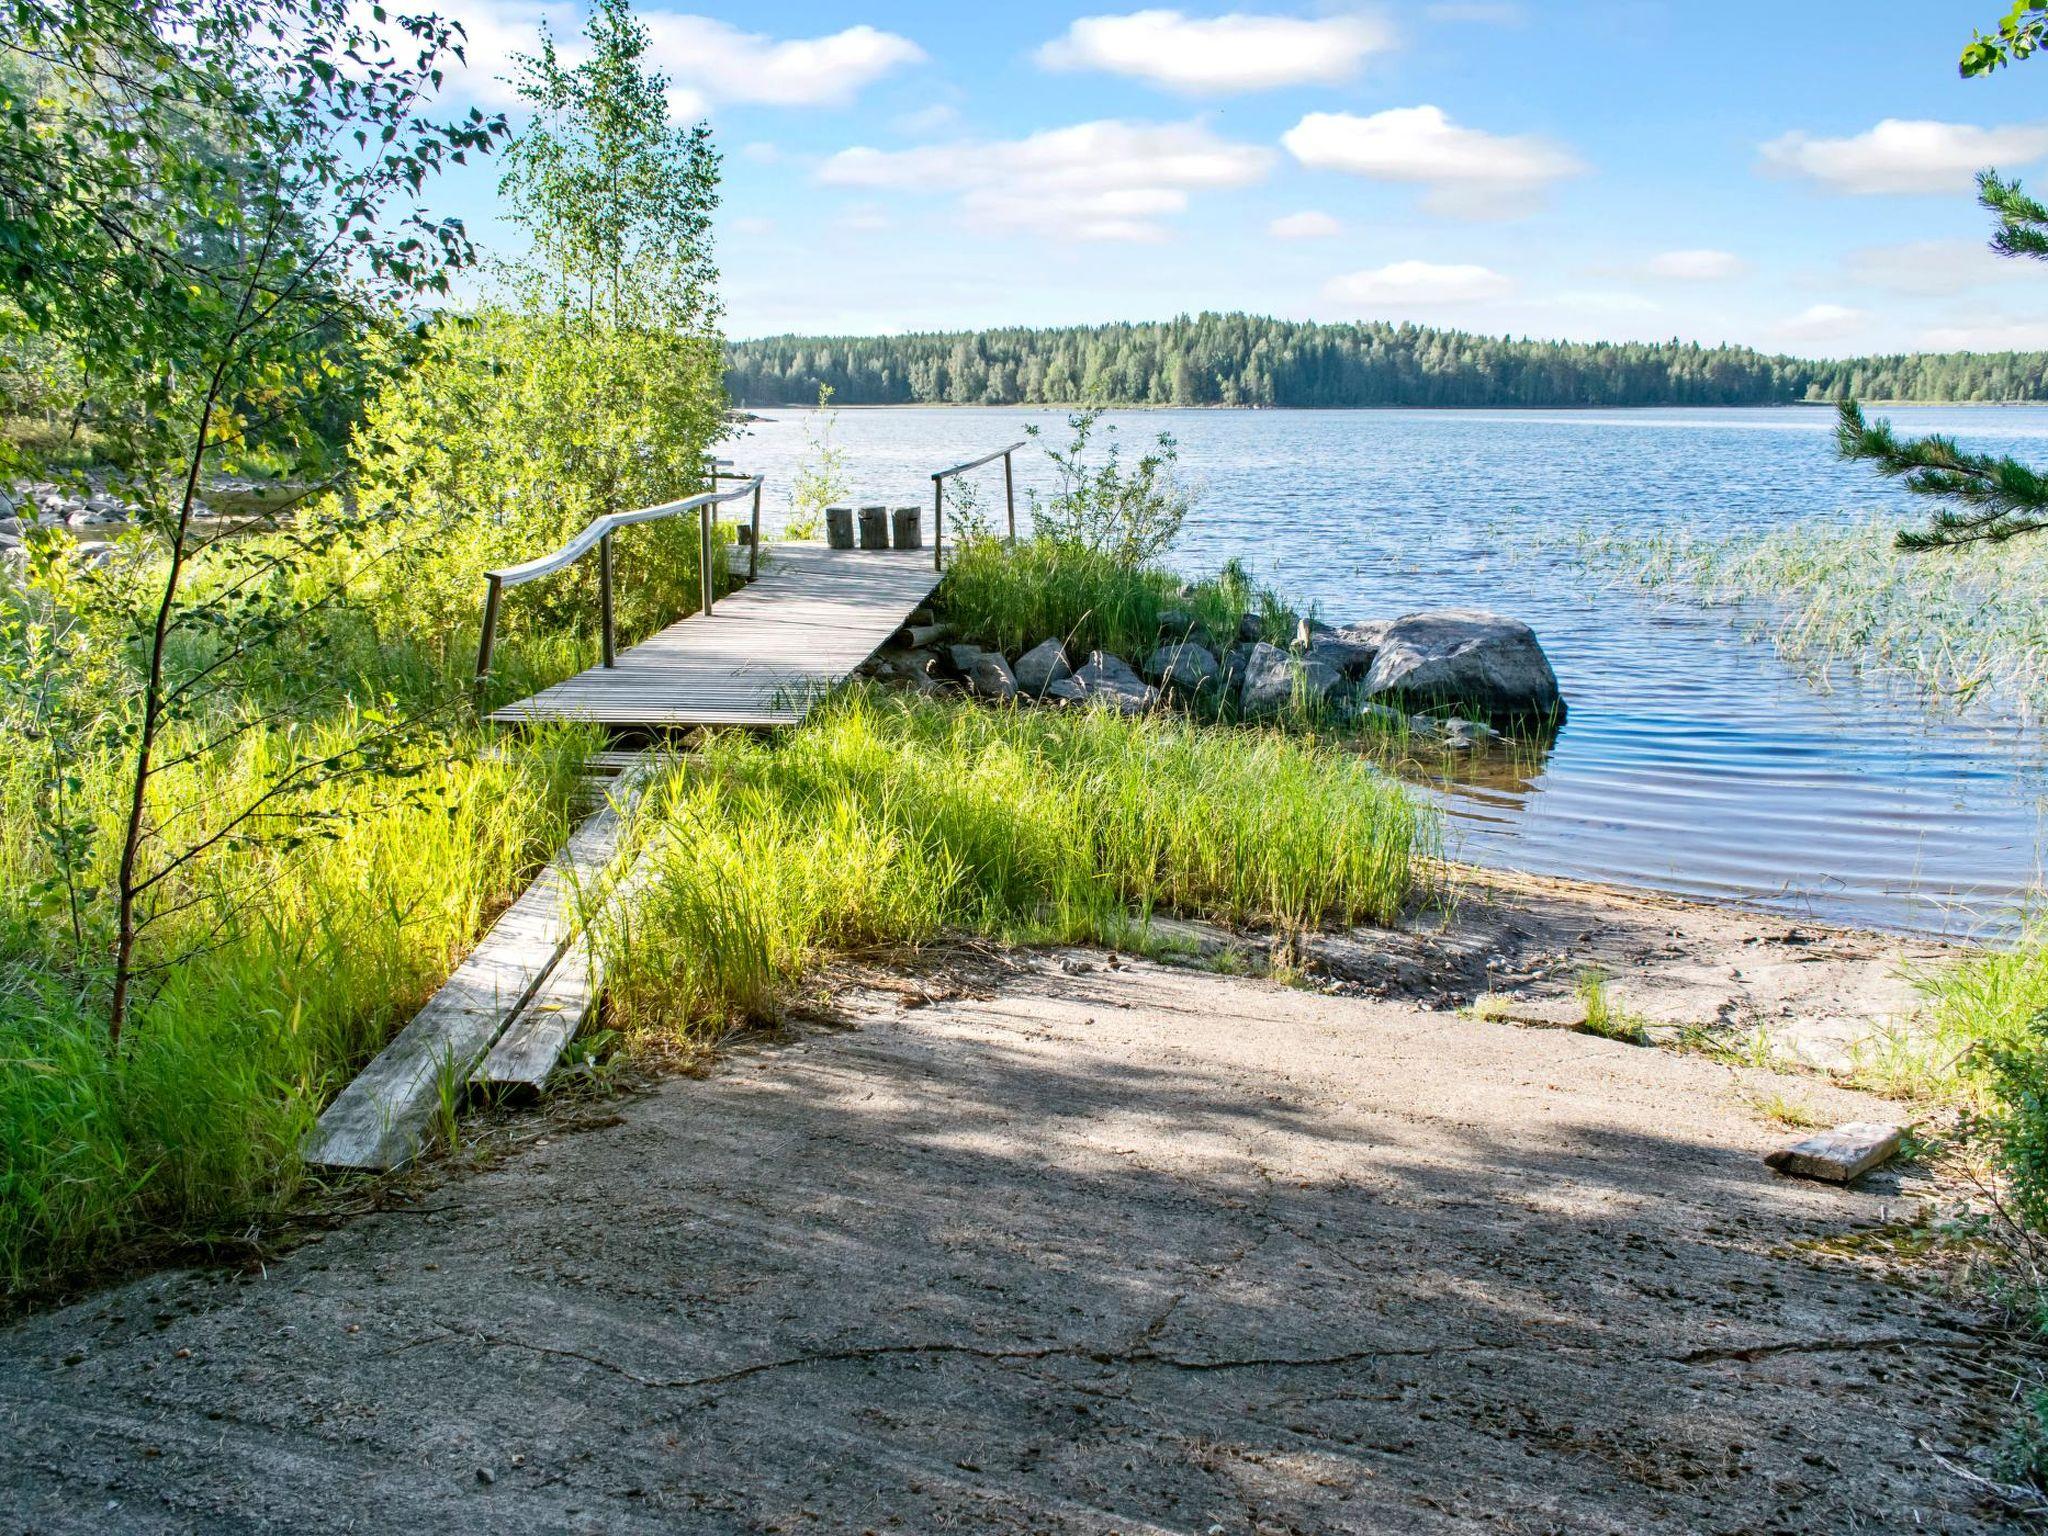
(724, 313), (2048, 410)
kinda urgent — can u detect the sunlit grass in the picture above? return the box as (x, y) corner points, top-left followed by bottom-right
(600, 687), (1437, 1037)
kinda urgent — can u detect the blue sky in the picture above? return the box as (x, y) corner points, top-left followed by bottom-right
(423, 1), (2048, 354)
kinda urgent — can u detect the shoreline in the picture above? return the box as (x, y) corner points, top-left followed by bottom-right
(729, 398), (2046, 414)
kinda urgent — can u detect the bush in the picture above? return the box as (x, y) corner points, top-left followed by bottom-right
(601, 688), (1435, 1035)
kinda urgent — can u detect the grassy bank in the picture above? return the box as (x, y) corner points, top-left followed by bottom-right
(938, 538), (1296, 665)
(602, 688), (1435, 1036)
(1563, 516), (2048, 716)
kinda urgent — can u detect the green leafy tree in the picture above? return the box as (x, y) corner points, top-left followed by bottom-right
(350, 0), (728, 657)
(0, 0), (503, 1041)
(1963, 2), (2048, 75)
(1835, 3), (2048, 548)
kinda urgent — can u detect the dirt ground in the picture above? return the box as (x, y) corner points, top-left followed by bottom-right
(0, 901), (2030, 1534)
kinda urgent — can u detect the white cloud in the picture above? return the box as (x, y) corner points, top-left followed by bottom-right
(1282, 106), (1583, 217)
(433, 5), (923, 113)
(1844, 238), (2028, 296)
(1647, 248), (1745, 281)
(1037, 9), (1394, 93)
(1269, 210), (1342, 240)
(1323, 260), (1512, 307)
(643, 17), (925, 109)
(819, 119), (1273, 242)
(1917, 317), (2048, 351)
(1778, 303), (1867, 343)
(1759, 118), (2048, 196)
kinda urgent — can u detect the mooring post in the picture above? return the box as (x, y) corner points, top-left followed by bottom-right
(748, 479), (763, 581)
(476, 573), (503, 686)
(1004, 450), (1016, 544)
(598, 530), (616, 668)
(931, 476), (944, 571)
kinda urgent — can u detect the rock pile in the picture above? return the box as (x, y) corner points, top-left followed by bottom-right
(867, 601), (1566, 745)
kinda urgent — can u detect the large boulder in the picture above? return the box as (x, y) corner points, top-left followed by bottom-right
(1071, 651), (1159, 715)
(1305, 621), (1388, 678)
(1013, 638), (1073, 697)
(1361, 610), (1564, 725)
(1238, 642), (1344, 719)
(1144, 641), (1220, 695)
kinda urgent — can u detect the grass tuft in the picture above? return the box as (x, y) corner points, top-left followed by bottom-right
(600, 687), (1435, 1037)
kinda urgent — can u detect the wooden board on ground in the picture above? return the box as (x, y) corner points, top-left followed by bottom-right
(489, 543), (944, 730)
(1764, 1122), (1902, 1184)
(301, 799), (634, 1172)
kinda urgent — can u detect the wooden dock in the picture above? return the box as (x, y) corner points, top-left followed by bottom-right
(489, 543), (943, 729)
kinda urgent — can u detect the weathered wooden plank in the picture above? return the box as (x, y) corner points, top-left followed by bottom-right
(472, 762), (659, 1092)
(489, 544), (943, 731)
(301, 802), (632, 1171)
(1764, 1122), (1902, 1184)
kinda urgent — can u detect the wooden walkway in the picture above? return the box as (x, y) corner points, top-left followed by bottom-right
(489, 543), (944, 729)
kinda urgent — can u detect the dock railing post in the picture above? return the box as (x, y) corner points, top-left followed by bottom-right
(931, 476), (944, 571)
(598, 530), (616, 668)
(749, 480), (763, 581)
(699, 503), (715, 616)
(476, 573), (503, 687)
(1004, 449), (1016, 544)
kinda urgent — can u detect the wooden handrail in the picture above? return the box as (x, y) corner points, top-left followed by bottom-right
(930, 440), (1027, 571)
(477, 476), (765, 685)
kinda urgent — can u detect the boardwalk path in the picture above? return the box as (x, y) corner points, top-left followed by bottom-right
(490, 542), (944, 729)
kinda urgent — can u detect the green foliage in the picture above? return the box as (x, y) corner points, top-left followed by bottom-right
(0, 0), (507, 1039)
(724, 315), (2048, 409)
(1025, 409), (1190, 564)
(1963, 1), (2048, 75)
(603, 688), (1435, 1035)
(0, 695), (588, 1293)
(347, 309), (727, 658)
(1575, 969), (1649, 1046)
(1981, 170), (2048, 262)
(345, 0), (729, 667)
(498, 0), (720, 332)
(1837, 400), (2048, 548)
(785, 385), (848, 540)
(938, 538), (1288, 663)
(1973, 1014), (2048, 1235)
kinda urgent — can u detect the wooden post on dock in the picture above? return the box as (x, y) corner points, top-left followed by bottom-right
(1004, 450), (1016, 543)
(599, 531), (616, 667)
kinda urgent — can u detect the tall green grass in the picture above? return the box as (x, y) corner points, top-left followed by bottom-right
(938, 537), (1296, 663)
(1564, 516), (2048, 716)
(0, 707), (589, 1295)
(601, 688), (1435, 1035)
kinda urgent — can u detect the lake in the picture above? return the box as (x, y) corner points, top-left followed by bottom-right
(725, 404), (2048, 941)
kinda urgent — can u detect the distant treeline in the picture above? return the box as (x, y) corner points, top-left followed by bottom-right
(724, 314), (2048, 409)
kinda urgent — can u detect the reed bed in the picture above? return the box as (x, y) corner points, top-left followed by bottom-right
(1566, 516), (2048, 716)
(602, 688), (1436, 1036)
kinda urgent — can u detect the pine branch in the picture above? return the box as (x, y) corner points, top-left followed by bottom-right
(1980, 171), (2048, 261)
(1835, 399), (2048, 549)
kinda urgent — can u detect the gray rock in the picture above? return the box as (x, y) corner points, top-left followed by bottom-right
(1042, 676), (1086, 703)
(966, 651), (1018, 701)
(1441, 716), (1500, 750)
(1362, 610), (1564, 725)
(1013, 639), (1073, 697)
(1237, 611), (1266, 644)
(870, 651), (941, 694)
(1350, 700), (1410, 732)
(1240, 642), (1347, 720)
(1156, 607), (1196, 635)
(1071, 651), (1158, 714)
(1306, 622), (1389, 678)
(0, 518), (20, 537)
(1238, 642), (1296, 718)
(1143, 641), (1220, 695)
(946, 643), (987, 677)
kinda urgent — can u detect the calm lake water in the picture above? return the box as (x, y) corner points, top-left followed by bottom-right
(726, 404), (2048, 941)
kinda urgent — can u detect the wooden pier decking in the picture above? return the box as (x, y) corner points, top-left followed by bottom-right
(489, 542), (944, 729)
